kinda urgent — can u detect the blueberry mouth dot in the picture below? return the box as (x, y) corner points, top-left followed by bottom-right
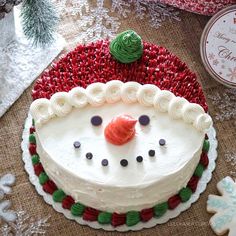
(138, 115), (150, 126)
(136, 156), (143, 163)
(73, 141), (81, 148)
(86, 152), (93, 160)
(148, 150), (155, 157)
(101, 159), (108, 166)
(120, 159), (128, 167)
(159, 139), (166, 146)
(91, 115), (103, 126)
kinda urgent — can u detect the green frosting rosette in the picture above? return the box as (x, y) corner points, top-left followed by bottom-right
(109, 30), (143, 63)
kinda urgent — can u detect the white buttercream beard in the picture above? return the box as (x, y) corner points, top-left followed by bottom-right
(35, 101), (204, 213)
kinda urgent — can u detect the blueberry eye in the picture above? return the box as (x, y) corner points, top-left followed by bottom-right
(86, 152), (93, 159)
(101, 159), (108, 166)
(120, 159), (128, 167)
(73, 141), (81, 148)
(138, 115), (150, 126)
(148, 150), (155, 157)
(159, 139), (166, 146)
(136, 156), (143, 162)
(91, 115), (103, 126)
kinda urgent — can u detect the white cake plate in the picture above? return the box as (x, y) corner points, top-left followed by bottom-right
(21, 113), (218, 232)
(0, 7), (65, 117)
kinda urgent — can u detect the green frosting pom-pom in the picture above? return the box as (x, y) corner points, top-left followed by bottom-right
(98, 212), (112, 224)
(31, 154), (40, 165)
(109, 30), (143, 63)
(179, 187), (192, 202)
(29, 134), (36, 144)
(203, 140), (210, 153)
(154, 202), (168, 218)
(71, 202), (86, 216)
(53, 189), (66, 202)
(194, 164), (204, 177)
(39, 172), (49, 185)
(126, 211), (140, 226)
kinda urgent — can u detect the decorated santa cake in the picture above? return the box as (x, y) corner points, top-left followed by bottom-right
(28, 30), (213, 227)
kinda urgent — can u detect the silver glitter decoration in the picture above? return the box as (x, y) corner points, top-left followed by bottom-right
(112, 0), (180, 29)
(208, 88), (236, 122)
(225, 152), (236, 178)
(1, 211), (50, 236)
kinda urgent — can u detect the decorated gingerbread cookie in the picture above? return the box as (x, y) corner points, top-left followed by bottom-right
(207, 176), (236, 236)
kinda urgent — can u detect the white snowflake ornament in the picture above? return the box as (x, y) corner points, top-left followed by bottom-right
(1, 211), (50, 235)
(0, 197), (16, 223)
(0, 173), (16, 223)
(207, 176), (236, 236)
(0, 173), (15, 195)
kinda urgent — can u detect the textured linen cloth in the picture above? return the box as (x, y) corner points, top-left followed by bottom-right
(0, 2), (235, 236)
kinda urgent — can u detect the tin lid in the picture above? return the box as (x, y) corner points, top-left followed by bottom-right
(200, 5), (236, 88)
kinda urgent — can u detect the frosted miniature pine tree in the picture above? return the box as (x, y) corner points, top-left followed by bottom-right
(21, 0), (59, 46)
(207, 176), (236, 236)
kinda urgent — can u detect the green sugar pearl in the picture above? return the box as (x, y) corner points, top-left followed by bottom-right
(39, 172), (49, 185)
(71, 202), (85, 216)
(53, 189), (66, 202)
(29, 134), (36, 144)
(98, 212), (112, 224)
(194, 164), (204, 177)
(179, 187), (192, 202)
(203, 140), (210, 153)
(154, 202), (168, 218)
(31, 154), (40, 165)
(126, 211), (140, 226)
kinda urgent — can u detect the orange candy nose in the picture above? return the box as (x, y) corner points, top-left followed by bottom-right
(104, 115), (137, 145)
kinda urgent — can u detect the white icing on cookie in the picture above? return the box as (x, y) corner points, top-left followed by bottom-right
(207, 176), (236, 236)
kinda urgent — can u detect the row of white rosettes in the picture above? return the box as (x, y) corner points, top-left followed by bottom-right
(30, 80), (212, 132)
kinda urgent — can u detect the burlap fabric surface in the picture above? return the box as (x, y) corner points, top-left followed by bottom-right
(1, 2), (235, 236)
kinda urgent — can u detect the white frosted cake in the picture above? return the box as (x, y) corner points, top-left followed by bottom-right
(29, 81), (212, 216)
(28, 30), (212, 227)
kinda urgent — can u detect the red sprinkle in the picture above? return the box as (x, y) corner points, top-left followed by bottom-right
(140, 208), (154, 222)
(30, 126), (35, 134)
(33, 163), (44, 176)
(200, 153), (209, 168)
(43, 180), (57, 194)
(187, 176), (200, 193)
(62, 196), (75, 209)
(111, 212), (126, 227)
(83, 208), (99, 221)
(29, 144), (37, 155)
(168, 195), (181, 209)
(205, 134), (209, 140)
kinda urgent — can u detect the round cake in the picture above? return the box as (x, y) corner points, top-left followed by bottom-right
(28, 30), (212, 227)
